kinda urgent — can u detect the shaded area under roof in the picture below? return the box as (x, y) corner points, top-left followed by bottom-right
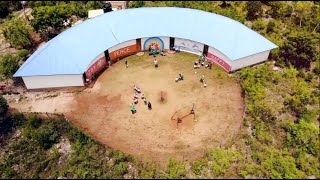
(14, 7), (278, 77)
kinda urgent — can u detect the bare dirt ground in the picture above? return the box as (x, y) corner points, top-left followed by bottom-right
(7, 52), (244, 165)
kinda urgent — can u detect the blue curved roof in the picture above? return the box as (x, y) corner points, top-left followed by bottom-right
(14, 7), (278, 77)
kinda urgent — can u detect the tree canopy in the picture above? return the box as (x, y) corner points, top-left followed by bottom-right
(1, 18), (32, 49)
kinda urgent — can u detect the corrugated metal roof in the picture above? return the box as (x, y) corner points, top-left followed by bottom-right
(14, 7), (278, 77)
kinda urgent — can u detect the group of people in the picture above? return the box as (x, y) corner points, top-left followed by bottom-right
(193, 54), (213, 70)
(130, 85), (152, 114)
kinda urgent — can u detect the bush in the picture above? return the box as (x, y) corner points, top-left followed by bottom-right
(207, 148), (243, 177)
(11, 112), (25, 128)
(0, 54), (20, 79)
(28, 113), (41, 129)
(17, 49), (29, 61)
(31, 122), (60, 150)
(266, 21), (276, 34)
(191, 159), (208, 176)
(0, 95), (8, 115)
(165, 158), (187, 179)
(285, 120), (319, 155)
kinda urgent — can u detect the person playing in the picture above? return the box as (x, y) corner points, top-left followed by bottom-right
(134, 85), (141, 93)
(133, 98), (138, 104)
(125, 60), (128, 68)
(134, 93), (138, 99)
(194, 61), (198, 69)
(203, 82), (207, 88)
(148, 102), (152, 110)
(200, 75), (205, 82)
(160, 49), (166, 56)
(141, 93), (145, 100)
(175, 77), (179, 82)
(130, 104), (136, 114)
(179, 73), (184, 80)
(144, 98), (148, 105)
(154, 58), (158, 68)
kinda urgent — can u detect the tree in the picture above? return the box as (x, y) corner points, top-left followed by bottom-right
(0, 54), (20, 79)
(246, 1), (262, 20)
(85, 1), (105, 10)
(0, 1), (10, 18)
(279, 33), (318, 70)
(268, 1), (286, 18)
(0, 95), (8, 116)
(294, 1), (313, 27)
(266, 21), (276, 34)
(0, 95), (12, 134)
(128, 1), (145, 8)
(31, 4), (74, 40)
(1, 18), (32, 49)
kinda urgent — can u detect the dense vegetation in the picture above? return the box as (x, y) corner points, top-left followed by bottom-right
(0, 1), (319, 179)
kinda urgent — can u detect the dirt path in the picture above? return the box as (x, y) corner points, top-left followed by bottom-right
(8, 52), (244, 165)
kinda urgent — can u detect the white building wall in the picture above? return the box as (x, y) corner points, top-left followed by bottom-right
(174, 38), (204, 55)
(141, 37), (170, 50)
(22, 74), (83, 89)
(231, 50), (270, 71)
(208, 46), (232, 64)
(108, 39), (136, 52)
(86, 52), (105, 70)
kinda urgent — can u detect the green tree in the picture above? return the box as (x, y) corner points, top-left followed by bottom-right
(85, 1), (105, 10)
(266, 21), (276, 34)
(285, 120), (319, 155)
(246, 1), (262, 20)
(0, 1), (10, 18)
(0, 95), (12, 134)
(31, 4), (74, 40)
(128, 1), (145, 8)
(0, 95), (8, 115)
(279, 33), (318, 70)
(294, 1), (314, 27)
(0, 54), (20, 79)
(1, 18), (32, 49)
(268, 1), (286, 19)
(165, 159), (187, 179)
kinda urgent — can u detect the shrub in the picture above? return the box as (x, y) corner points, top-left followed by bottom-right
(28, 113), (41, 129)
(0, 95), (8, 115)
(17, 49), (29, 61)
(11, 112), (25, 128)
(165, 158), (187, 179)
(207, 148), (243, 177)
(31, 122), (60, 150)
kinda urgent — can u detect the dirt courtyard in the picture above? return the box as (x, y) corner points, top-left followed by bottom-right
(63, 52), (244, 163)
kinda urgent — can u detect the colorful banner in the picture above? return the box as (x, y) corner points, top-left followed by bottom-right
(85, 55), (107, 79)
(207, 52), (231, 72)
(109, 44), (137, 61)
(143, 37), (164, 51)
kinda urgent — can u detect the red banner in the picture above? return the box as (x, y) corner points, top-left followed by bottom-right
(206, 52), (231, 72)
(85, 55), (107, 79)
(109, 44), (137, 61)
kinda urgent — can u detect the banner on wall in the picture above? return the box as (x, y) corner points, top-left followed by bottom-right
(174, 38), (204, 55)
(109, 44), (137, 61)
(143, 37), (165, 51)
(85, 55), (107, 79)
(207, 52), (231, 72)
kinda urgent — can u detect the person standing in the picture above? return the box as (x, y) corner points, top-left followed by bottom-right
(200, 75), (205, 82)
(154, 58), (158, 68)
(130, 104), (136, 114)
(148, 102), (152, 110)
(125, 60), (128, 68)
